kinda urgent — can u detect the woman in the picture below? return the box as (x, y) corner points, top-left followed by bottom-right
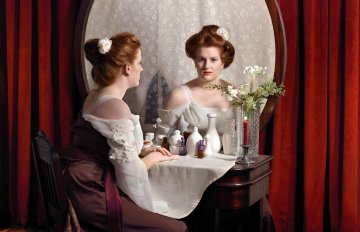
(158, 25), (235, 136)
(158, 25), (275, 232)
(64, 33), (187, 231)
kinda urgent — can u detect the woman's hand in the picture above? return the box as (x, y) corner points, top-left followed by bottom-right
(140, 146), (173, 157)
(141, 147), (179, 169)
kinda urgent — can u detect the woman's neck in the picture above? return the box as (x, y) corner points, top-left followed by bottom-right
(193, 77), (222, 88)
(98, 77), (128, 99)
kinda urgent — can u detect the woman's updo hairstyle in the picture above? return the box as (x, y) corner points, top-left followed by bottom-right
(84, 32), (141, 87)
(185, 25), (235, 68)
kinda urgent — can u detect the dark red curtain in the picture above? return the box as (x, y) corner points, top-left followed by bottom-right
(0, 0), (359, 231)
(264, 0), (360, 231)
(0, 0), (81, 226)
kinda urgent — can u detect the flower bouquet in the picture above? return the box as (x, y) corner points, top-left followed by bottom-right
(208, 65), (285, 161)
(208, 65), (285, 116)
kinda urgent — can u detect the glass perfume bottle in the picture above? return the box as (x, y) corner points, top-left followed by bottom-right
(161, 136), (170, 151)
(179, 137), (187, 156)
(197, 140), (205, 158)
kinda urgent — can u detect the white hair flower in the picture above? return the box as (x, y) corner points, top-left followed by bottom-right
(216, 27), (230, 41)
(98, 37), (112, 54)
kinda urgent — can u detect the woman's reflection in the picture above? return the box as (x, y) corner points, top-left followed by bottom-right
(157, 25), (235, 136)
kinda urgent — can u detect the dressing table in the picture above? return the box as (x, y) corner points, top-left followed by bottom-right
(73, 0), (286, 231)
(198, 155), (273, 231)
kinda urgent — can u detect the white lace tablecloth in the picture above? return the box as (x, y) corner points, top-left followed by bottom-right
(148, 153), (236, 218)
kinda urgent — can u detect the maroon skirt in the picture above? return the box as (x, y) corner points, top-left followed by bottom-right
(64, 158), (187, 232)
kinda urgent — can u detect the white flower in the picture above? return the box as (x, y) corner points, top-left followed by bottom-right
(216, 27), (230, 41)
(244, 65), (267, 76)
(227, 86), (239, 97)
(153, 117), (162, 128)
(98, 37), (112, 54)
(226, 96), (234, 101)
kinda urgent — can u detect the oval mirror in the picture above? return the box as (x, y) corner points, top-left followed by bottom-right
(74, 0), (286, 132)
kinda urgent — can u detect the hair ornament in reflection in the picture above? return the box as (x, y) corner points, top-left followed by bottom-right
(98, 37), (112, 54)
(216, 27), (230, 41)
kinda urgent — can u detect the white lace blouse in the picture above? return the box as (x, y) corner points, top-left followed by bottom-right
(158, 85), (235, 135)
(82, 94), (153, 211)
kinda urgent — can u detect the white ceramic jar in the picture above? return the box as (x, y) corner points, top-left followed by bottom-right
(185, 126), (203, 156)
(204, 113), (222, 154)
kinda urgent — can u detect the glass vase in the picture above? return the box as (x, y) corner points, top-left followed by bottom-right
(234, 106), (260, 160)
(247, 106), (260, 158)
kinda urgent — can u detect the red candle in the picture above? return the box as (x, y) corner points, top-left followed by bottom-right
(243, 116), (248, 145)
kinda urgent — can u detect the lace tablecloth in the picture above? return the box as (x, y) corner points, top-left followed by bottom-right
(148, 153), (236, 218)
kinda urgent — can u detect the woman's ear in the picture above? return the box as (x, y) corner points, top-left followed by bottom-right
(123, 64), (131, 76)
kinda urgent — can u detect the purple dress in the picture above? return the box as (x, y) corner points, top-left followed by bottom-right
(63, 116), (187, 232)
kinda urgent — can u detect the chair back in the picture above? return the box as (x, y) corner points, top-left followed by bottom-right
(32, 130), (68, 231)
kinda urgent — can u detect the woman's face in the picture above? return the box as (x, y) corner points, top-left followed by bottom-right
(194, 46), (224, 82)
(128, 49), (143, 87)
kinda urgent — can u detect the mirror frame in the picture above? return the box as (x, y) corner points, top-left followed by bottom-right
(74, 0), (286, 132)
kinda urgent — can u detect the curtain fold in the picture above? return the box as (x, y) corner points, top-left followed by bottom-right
(5, 0), (33, 224)
(268, 0), (360, 231)
(0, 0), (80, 226)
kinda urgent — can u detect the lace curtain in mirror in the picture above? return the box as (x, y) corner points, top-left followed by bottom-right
(85, 0), (275, 132)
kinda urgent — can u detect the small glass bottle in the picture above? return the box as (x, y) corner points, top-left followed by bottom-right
(161, 136), (170, 151)
(197, 140), (205, 159)
(169, 130), (182, 155)
(179, 137), (187, 156)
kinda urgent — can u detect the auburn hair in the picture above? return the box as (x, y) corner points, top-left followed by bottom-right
(84, 32), (141, 87)
(185, 25), (235, 68)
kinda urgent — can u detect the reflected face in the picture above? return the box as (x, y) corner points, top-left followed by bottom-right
(129, 49), (143, 87)
(194, 46), (224, 82)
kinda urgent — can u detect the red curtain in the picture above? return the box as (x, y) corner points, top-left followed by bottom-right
(266, 0), (360, 231)
(0, 0), (359, 231)
(0, 0), (81, 226)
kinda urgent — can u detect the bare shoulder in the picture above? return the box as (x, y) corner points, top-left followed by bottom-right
(163, 85), (188, 110)
(90, 98), (131, 120)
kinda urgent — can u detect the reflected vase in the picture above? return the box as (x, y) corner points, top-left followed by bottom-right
(234, 106), (260, 159)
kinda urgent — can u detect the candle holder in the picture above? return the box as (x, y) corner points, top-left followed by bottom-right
(236, 144), (255, 165)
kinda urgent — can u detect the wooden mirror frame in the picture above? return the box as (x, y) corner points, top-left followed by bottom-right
(73, 0), (286, 132)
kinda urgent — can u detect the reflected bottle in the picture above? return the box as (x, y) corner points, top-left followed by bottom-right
(161, 136), (170, 151)
(222, 118), (235, 155)
(204, 113), (221, 154)
(186, 126), (202, 156)
(179, 137), (187, 156)
(197, 140), (205, 159)
(169, 130), (183, 155)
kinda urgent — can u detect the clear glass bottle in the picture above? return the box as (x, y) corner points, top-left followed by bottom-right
(221, 118), (235, 155)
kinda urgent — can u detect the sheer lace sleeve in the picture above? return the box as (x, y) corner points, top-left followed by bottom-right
(83, 114), (154, 211)
(157, 104), (188, 134)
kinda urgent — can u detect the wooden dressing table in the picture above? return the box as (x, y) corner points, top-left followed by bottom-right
(188, 155), (273, 232)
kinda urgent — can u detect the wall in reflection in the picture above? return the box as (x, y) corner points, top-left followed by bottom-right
(84, 0), (275, 132)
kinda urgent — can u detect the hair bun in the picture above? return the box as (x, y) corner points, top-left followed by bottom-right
(84, 39), (103, 66)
